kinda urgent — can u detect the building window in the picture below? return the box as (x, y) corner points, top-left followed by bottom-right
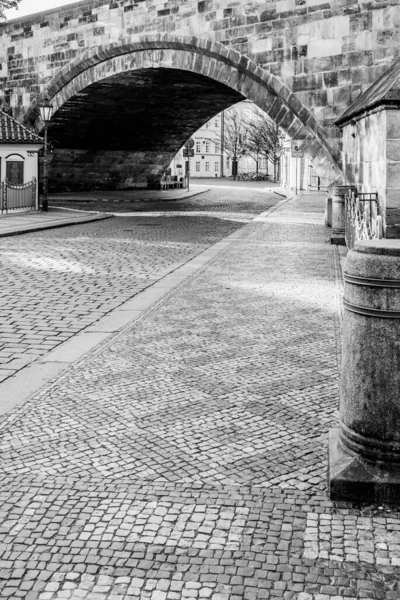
(205, 141), (210, 153)
(205, 162), (210, 172)
(214, 118), (219, 128)
(205, 122), (210, 128)
(226, 156), (230, 168)
(215, 142), (220, 154)
(6, 156), (24, 184)
(196, 162), (200, 172)
(214, 162), (219, 172)
(196, 141), (201, 153)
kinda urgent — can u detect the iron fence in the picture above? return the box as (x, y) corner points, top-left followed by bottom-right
(1, 177), (37, 214)
(345, 190), (383, 249)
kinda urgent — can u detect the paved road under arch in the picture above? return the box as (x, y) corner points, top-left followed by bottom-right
(0, 188), (398, 598)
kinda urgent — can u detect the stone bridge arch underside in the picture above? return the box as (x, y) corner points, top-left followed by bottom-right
(27, 38), (343, 191)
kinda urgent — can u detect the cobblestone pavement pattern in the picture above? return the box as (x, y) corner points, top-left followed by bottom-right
(0, 192), (399, 599)
(0, 189), (276, 383)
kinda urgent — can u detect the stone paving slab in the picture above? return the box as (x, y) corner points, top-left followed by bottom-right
(0, 192), (398, 599)
(0, 207), (112, 237)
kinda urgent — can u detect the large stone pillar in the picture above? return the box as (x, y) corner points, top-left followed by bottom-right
(329, 240), (400, 503)
(330, 185), (355, 245)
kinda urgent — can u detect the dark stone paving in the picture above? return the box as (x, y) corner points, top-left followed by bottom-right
(0, 192), (399, 599)
(50, 186), (279, 214)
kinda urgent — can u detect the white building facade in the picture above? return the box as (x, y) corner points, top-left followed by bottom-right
(169, 101), (276, 180)
(280, 136), (322, 192)
(169, 102), (322, 190)
(170, 112), (232, 180)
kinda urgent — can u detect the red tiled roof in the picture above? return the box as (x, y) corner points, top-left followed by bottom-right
(0, 110), (43, 144)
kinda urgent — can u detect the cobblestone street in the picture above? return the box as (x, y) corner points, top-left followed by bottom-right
(0, 188), (276, 384)
(0, 189), (399, 599)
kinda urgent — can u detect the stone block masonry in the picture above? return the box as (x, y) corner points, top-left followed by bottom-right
(1, 0), (400, 189)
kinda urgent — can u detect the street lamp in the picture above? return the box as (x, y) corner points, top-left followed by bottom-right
(39, 98), (54, 212)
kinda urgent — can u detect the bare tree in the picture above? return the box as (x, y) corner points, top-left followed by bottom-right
(267, 121), (284, 183)
(0, 0), (21, 19)
(223, 107), (250, 180)
(245, 108), (283, 182)
(245, 116), (264, 178)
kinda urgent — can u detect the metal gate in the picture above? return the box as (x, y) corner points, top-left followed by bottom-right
(345, 190), (383, 249)
(1, 177), (37, 214)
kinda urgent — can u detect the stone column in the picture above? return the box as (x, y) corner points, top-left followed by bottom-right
(330, 185), (355, 245)
(325, 197), (332, 227)
(329, 239), (400, 503)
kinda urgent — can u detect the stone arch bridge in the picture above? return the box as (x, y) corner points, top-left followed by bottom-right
(0, 0), (399, 190)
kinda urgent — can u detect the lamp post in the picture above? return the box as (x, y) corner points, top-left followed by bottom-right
(220, 110), (225, 178)
(39, 99), (54, 212)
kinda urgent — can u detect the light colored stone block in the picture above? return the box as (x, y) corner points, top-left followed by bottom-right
(386, 110), (400, 139)
(385, 189), (400, 209)
(40, 332), (109, 363)
(387, 140), (400, 161)
(308, 38), (343, 58)
(319, 16), (350, 39)
(382, 6), (400, 28)
(276, 0), (294, 13)
(387, 163), (400, 189)
(251, 37), (272, 54)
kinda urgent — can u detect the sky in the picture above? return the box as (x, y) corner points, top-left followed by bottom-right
(4, 0), (82, 20)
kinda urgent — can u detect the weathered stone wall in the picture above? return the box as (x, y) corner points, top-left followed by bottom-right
(1, 0), (400, 189)
(47, 149), (173, 190)
(342, 109), (400, 237)
(385, 110), (400, 237)
(342, 111), (386, 213)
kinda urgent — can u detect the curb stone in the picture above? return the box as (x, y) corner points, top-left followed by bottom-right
(0, 211), (112, 238)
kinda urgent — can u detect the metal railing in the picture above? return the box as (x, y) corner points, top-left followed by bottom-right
(345, 190), (383, 249)
(1, 177), (37, 214)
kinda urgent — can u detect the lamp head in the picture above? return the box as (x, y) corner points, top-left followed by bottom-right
(39, 98), (54, 123)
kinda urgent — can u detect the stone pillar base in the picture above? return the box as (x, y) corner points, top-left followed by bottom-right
(328, 429), (400, 504)
(330, 231), (346, 245)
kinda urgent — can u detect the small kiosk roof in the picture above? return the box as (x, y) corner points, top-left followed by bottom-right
(0, 110), (43, 144)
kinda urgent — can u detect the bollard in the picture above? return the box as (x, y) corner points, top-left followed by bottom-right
(325, 197), (332, 227)
(329, 239), (400, 503)
(330, 185), (355, 245)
